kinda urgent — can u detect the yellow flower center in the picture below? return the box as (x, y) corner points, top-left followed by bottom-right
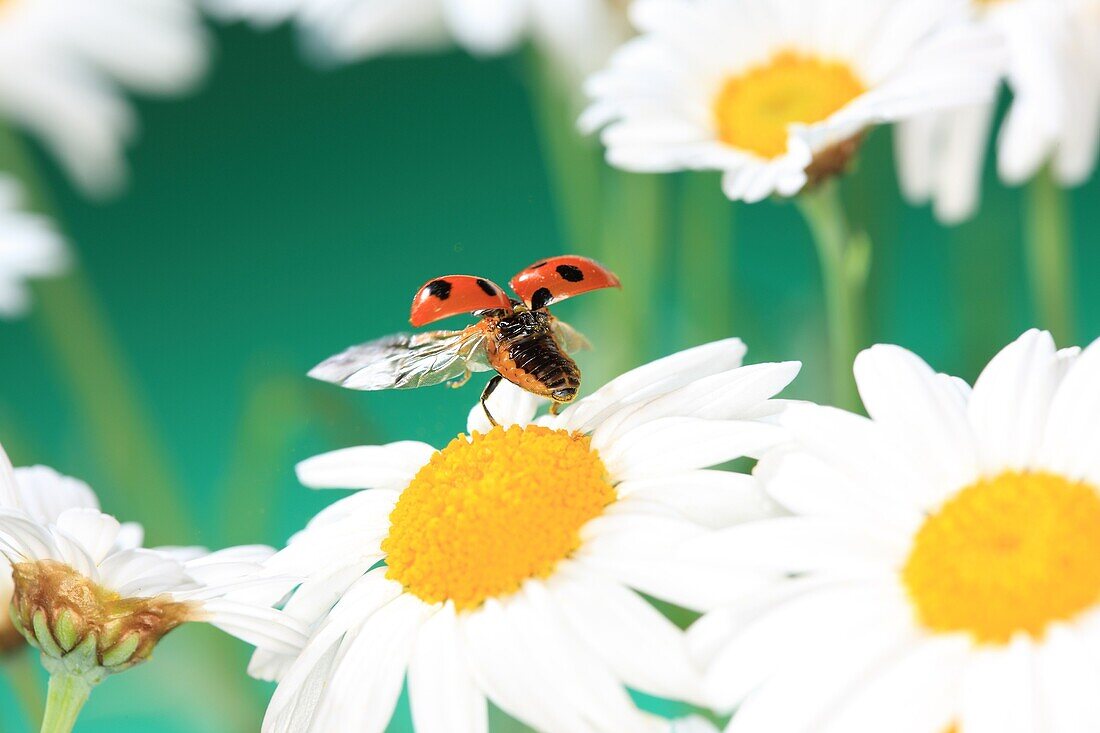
(383, 425), (616, 611)
(712, 51), (865, 159)
(903, 471), (1100, 644)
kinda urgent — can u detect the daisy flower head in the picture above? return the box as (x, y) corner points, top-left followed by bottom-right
(254, 339), (799, 733)
(0, 0), (208, 193)
(205, 0), (630, 81)
(0, 441), (307, 686)
(896, 0), (1100, 223)
(686, 329), (1100, 732)
(0, 174), (66, 318)
(582, 0), (1005, 203)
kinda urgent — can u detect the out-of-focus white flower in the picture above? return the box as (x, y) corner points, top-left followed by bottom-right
(583, 0), (1004, 203)
(0, 0), (208, 194)
(0, 440), (307, 676)
(205, 0), (630, 80)
(896, 0), (1100, 223)
(0, 174), (66, 318)
(688, 330), (1100, 732)
(252, 339), (797, 733)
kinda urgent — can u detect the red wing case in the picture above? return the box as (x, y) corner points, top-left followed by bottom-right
(509, 255), (621, 310)
(410, 275), (513, 327)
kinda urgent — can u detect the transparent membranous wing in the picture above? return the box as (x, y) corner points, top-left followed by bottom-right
(551, 319), (592, 354)
(308, 326), (492, 391)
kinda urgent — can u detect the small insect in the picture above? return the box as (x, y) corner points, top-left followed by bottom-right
(309, 255), (621, 426)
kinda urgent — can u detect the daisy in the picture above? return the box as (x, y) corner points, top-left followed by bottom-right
(0, 0), (208, 193)
(0, 174), (66, 318)
(896, 0), (1100, 223)
(582, 0), (1005, 202)
(686, 329), (1100, 732)
(253, 339), (799, 733)
(204, 0), (630, 80)
(0, 440), (307, 727)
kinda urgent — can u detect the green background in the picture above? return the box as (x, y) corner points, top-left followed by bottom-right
(0, 18), (1097, 733)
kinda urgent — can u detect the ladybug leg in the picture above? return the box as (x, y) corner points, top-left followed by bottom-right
(450, 367), (472, 389)
(549, 401), (563, 416)
(480, 374), (503, 427)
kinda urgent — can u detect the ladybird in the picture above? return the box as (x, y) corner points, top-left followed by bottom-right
(309, 255), (621, 424)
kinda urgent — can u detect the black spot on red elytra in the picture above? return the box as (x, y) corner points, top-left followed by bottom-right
(476, 278), (497, 296)
(531, 287), (553, 311)
(427, 279), (452, 300)
(556, 264), (584, 282)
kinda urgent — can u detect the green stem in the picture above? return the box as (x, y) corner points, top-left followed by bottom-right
(796, 181), (869, 411)
(39, 673), (93, 733)
(1024, 167), (1074, 344)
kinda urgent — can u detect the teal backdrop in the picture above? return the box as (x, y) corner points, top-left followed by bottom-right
(0, 17), (1097, 733)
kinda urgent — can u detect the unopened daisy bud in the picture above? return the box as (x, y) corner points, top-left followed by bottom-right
(0, 444), (308, 733)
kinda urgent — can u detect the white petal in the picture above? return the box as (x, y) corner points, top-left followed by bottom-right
(821, 636), (969, 733)
(200, 599), (310, 655)
(1038, 336), (1100, 482)
(408, 605), (489, 733)
(295, 441), (435, 490)
(55, 508), (121, 565)
(600, 417), (786, 480)
(959, 638), (1040, 733)
(97, 548), (191, 597)
(616, 470), (780, 528)
(854, 344), (980, 502)
(441, 0), (529, 55)
(466, 379), (541, 434)
(312, 593), (431, 732)
(677, 517), (906, 577)
(968, 329), (1061, 471)
(577, 513), (770, 611)
(559, 339), (747, 434)
(548, 563), (703, 703)
(12, 466), (100, 523)
(464, 585), (648, 733)
(0, 443), (20, 508)
(726, 608), (917, 732)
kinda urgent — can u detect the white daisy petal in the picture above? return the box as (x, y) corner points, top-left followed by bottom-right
(1034, 624), (1100, 731)
(313, 593), (432, 733)
(959, 639), (1040, 733)
(600, 416), (786, 479)
(294, 441), (435, 489)
(854, 343), (980, 501)
(548, 563), (702, 703)
(467, 379), (542, 434)
(968, 329), (1061, 471)
(55, 507), (121, 565)
(1039, 336), (1100, 482)
(408, 605), (488, 733)
(616, 470), (780, 528)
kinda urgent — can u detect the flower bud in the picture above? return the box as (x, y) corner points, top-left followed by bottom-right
(10, 560), (198, 676)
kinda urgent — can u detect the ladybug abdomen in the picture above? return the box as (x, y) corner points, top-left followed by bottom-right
(486, 313), (580, 403)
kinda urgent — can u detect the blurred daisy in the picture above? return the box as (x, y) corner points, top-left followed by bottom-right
(897, 0), (1100, 223)
(0, 440), (306, 696)
(205, 0), (629, 80)
(255, 339), (798, 733)
(0, 0), (208, 193)
(687, 329), (1100, 732)
(0, 175), (66, 318)
(583, 0), (1004, 202)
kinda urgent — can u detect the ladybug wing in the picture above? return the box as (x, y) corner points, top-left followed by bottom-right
(410, 275), (513, 327)
(551, 318), (591, 354)
(308, 325), (492, 391)
(509, 255), (621, 310)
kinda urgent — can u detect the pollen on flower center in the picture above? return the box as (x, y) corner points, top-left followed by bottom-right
(712, 51), (865, 159)
(383, 425), (616, 611)
(903, 471), (1100, 644)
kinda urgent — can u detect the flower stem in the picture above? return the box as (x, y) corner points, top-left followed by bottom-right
(1024, 167), (1074, 344)
(39, 673), (93, 733)
(796, 181), (870, 411)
